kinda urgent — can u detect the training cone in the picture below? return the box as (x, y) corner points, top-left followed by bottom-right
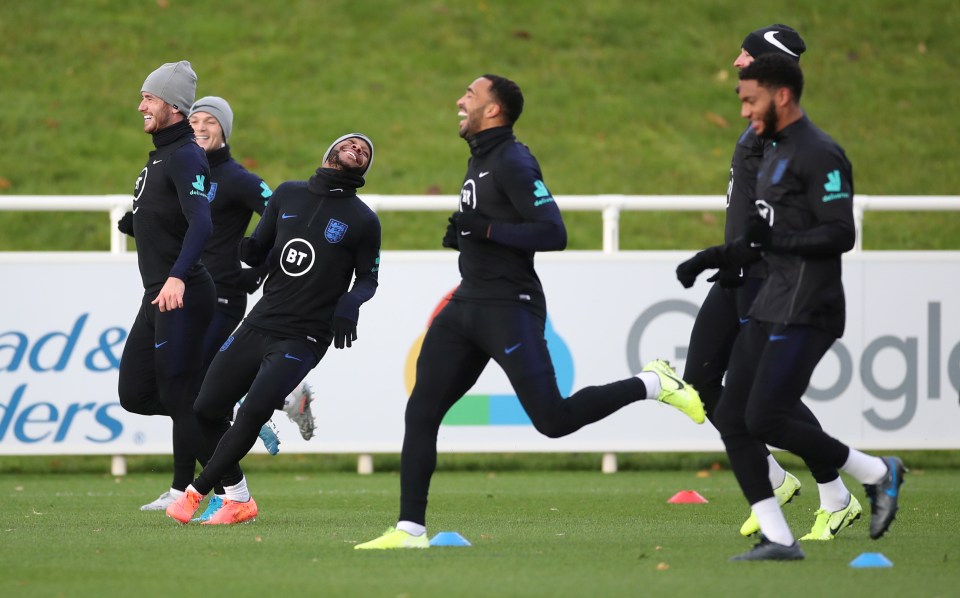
(429, 531), (472, 547)
(667, 490), (708, 504)
(850, 552), (893, 568)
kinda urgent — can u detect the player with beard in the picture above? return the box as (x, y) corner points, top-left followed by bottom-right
(118, 61), (217, 507)
(165, 134), (380, 525)
(675, 25), (860, 542)
(680, 54), (906, 561)
(355, 74), (705, 550)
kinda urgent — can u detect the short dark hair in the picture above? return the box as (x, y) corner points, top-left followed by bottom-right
(483, 74), (524, 125)
(739, 53), (804, 103)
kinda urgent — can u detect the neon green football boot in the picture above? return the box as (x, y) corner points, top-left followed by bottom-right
(642, 359), (706, 424)
(355, 527), (429, 550)
(800, 494), (863, 540)
(740, 471), (802, 537)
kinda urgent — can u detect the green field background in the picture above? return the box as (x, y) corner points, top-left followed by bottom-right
(2, 4), (959, 594)
(1, 0), (959, 250)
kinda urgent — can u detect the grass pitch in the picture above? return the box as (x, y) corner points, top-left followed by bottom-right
(2, 467), (957, 597)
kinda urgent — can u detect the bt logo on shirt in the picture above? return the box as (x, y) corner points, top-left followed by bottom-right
(280, 238), (315, 277)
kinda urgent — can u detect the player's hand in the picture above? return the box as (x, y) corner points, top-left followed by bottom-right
(239, 237), (264, 267)
(456, 210), (491, 240)
(707, 267), (745, 288)
(151, 277), (185, 312)
(442, 212), (460, 249)
(676, 254), (708, 288)
(117, 211), (134, 236)
(238, 268), (266, 294)
(744, 212), (772, 248)
(332, 316), (357, 349)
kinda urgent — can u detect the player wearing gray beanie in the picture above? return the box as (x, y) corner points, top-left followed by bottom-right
(322, 133), (375, 178)
(741, 24), (806, 62)
(141, 60), (197, 117)
(190, 96), (234, 142)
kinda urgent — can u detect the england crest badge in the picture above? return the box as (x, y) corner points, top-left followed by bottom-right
(325, 218), (348, 243)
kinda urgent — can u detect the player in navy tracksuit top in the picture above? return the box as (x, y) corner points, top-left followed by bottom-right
(118, 62), (217, 481)
(165, 133), (379, 525)
(195, 143), (271, 363)
(356, 75), (704, 550)
(682, 55), (906, 561)
(675, 25), (856, 540)
(122, 97), (280, 512)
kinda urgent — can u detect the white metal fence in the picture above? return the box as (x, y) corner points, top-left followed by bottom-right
(1, 194), (958, 253)
(0, 195), (960, 475)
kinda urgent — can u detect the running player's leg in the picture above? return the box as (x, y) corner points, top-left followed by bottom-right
(714, 321), (779, 514)
(400, 302), (489, 527)
(193, 332), (316, 494)
(153, 277), (215, 465)
(684, 283), (740, 421)
(484, 303), (642, 438)
(118, 300), (164, 416)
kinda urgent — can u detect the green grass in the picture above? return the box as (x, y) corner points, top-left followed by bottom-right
(1, 468), (957, 597)
(2, 0), (959, 251)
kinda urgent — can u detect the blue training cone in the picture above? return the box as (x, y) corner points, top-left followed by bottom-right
(850, 552), (893, 568)
(429, 531), (472, 547)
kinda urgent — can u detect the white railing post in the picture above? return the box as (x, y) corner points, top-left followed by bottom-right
(852, 194), (867, 253)
(601, 202), (621, 254)
(110, 205), (129, 254)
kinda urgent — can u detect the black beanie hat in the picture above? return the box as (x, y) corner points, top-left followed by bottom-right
(742, 24), (806, 62)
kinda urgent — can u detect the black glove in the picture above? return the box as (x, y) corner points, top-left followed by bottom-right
(332, 293), (361, 349)
(442, 212), (460, 249)
(744, 212), (772, 248)
(456, 210), (491, 239)
(707, 267), (745, 288)
(676, 253), (709, 289)
(239, 237), (264, 267)
(117, 211), (134, 236)
(237, 268), (266, 294)
(332, 316), (357, 349)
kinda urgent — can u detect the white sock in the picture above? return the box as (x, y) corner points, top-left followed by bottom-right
(635, 372), (660, 400)
(168, 487), (185, 498)
(751, 497), (795, 546)
(817, 477), (851, 512)
(224, 477), (251, 502)
(766, 455), (787, 489)
(185, 484), (201, 496)
(396, 520), (426, 537)
(841, 449), (887, 484)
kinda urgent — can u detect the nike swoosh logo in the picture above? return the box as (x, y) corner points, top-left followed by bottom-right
(662, 370), (685, 391)
(504, 343), (522, 354)
(479, 171), (490, 178)
(132, 207), (139, 214)
(460, 230), (471, 236)
(763, 31), (799, 57)
(284, 353), (303, 361)
(769, 334), (789, 342)
(281, 213), (297, 219)
(154, 341), (167, 348)
(152, 159), (163, 164)
(885, 459), (899, 497)
(739, 317), (750, 324)
(330, 188), (344, 192)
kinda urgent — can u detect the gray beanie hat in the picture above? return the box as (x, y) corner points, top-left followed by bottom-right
(141, 60), (197, 117)
(322, 133), (375, 177)
(189, 96), (234, 141)
(742, 24), (806, 62)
